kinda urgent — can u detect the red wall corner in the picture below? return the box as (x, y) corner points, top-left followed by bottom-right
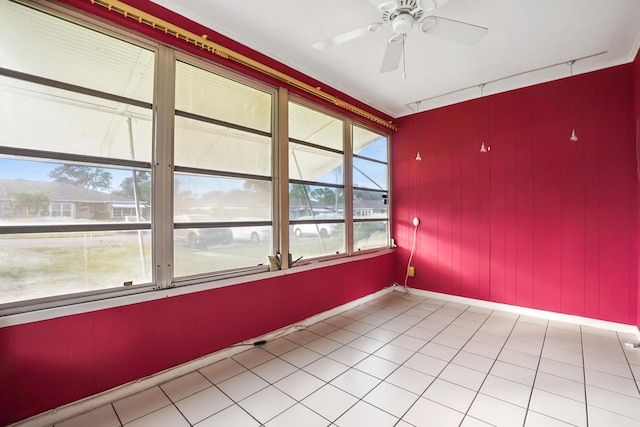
(632, 48), (640, 329)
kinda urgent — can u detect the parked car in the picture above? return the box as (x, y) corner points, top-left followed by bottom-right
(292, 214), (341, 238)
(229, 218), (271, 244)
(175, 214), (233, 249)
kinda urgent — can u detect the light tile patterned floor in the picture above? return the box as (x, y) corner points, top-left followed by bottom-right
(54, 292), (640, 427)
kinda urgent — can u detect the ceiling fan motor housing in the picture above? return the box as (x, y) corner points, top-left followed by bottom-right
(382, 0), (424, 34)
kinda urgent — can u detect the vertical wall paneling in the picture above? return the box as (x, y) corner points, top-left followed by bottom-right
(488, 95), (507, 304)
(393, 64), (638, 326)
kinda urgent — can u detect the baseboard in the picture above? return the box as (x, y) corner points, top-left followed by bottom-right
(399, 287), (640, 340)
(11, 286), (394, 427)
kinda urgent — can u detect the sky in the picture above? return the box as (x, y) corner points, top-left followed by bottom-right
(0, 137), (387, 195)
(0, 158), (134, 192)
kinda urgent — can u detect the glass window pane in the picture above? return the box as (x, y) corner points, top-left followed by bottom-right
(289, 184), (344, 219)
(353, 157), (388, 190)
(289, 183), (344, 260)
(290, 221), (345, 260)
(174, 225), (270, 277)
(353, 190), (388, 219)
(0, 76), (153, 161)
(289, 102), (343, 151)
(175, 174), (271, 220)
(229, 224), (272, 245)
(0, 158), (151, 225)
(289, 143), (343, 184)
(175, 61), (271, 133)
(354, 221), (389, 251)
(174, 116), (271, 176)
(0, 230), (151, 304)
(353, 126), (388, 162)
(0, 1), (154, 103)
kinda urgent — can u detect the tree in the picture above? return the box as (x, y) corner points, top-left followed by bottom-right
(243, 180), (271, 194)
(49, 165), (112, 191)
(354, 189), (382, 200)
(309, 188), (336, 205)
(11, 191), (50, 217)
(112, 171), (151, 203)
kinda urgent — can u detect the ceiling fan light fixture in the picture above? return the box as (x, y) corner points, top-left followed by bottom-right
(392, 13), (415, 34)
(420, 17), (437, 33)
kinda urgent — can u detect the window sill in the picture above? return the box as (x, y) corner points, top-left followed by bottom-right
(0, 248), (394, 328)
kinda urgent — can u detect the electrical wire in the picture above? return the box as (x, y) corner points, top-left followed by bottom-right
(399, 221), (419, 295)
(230, 324), (307, 347)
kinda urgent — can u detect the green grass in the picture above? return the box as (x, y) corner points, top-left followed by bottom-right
(0, 230), (386, 304)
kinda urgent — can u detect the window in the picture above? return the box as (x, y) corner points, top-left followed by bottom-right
(0, 0), (155, 304)
(352, 125), (389, 250)
(288, 101), (345, 260)
(0, 0), (391, 311)
(50, 203), (74, 218)
(173, 60), (275, 279)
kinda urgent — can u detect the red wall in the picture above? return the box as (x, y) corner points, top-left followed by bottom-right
(393, 64), (639, 326)
(634, 51), (640, 328)
(0, 254), (394, 425)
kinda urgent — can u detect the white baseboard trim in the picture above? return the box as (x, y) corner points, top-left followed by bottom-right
(399, 287), (640, 340)
(10, 286), (393, 427)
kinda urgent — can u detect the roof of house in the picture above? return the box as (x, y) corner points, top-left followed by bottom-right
(0, 179), (135, 204)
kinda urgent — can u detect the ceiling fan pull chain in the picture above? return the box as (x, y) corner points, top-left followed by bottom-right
(402, 33), (407, 79)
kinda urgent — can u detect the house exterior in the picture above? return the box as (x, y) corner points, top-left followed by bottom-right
(0, 179), (141, 220)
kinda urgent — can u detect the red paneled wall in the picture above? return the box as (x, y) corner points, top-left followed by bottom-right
(634, 51), (640, 328)
(0, 254), (394, 426)
(393, 64), (639, 326)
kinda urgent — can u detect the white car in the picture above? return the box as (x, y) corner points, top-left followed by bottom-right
(292, 215), (341, 238)
(229, 218), (271, 243)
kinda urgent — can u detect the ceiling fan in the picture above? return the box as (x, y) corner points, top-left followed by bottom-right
(312, 0), (488, 74)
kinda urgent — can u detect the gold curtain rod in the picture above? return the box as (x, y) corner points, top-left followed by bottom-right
(87, 0), (398, 131)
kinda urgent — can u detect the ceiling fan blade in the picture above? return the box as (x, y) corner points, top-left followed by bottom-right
(312, 23), (383, 50)
(418, 0), (436, 11)
(380, 35), (404, 73)
(368, 0), (398, 11)
(420, 16), (488, 45)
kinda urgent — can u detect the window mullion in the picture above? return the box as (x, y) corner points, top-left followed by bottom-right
(276, 87), (290, 268)
(344, 120), (354, 255)
(152, 45), (176, 289)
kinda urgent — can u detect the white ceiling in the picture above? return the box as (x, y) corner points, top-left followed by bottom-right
(151, 0), (640, 119)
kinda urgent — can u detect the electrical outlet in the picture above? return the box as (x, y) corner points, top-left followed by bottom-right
(407, 266), (415, 277)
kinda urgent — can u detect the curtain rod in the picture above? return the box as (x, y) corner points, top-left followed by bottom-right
(86, 0), (398, 131)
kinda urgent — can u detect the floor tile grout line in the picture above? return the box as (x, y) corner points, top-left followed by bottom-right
(434, 306), (520, 426)
(616, 330), (640, 397)
(521, 315), (549, 427)
(111, 403), (124, 427)
(370, 297), (503, 425)
(579, 324), (590, 427)
(318, 295), (439, 424)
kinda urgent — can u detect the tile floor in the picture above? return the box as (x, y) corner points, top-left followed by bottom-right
(53, 291), (640, 427)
